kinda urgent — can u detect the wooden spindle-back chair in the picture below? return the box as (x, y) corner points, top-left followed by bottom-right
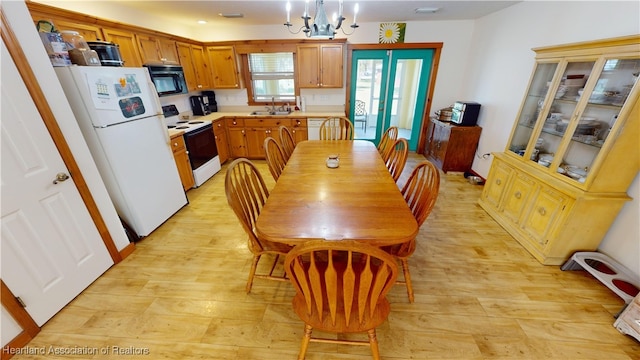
(284, 240), (398, 360)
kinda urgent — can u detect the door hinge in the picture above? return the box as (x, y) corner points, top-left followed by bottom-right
(15, 296), (26, 308)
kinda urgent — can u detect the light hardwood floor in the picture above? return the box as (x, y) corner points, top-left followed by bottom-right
(13, 153), (640, 359)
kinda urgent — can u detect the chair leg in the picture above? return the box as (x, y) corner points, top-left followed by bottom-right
(246, 254), (261, 293)
(367, 329), (380, 360)
(298, 324), (313, 360)
(401, 258), (414, 303)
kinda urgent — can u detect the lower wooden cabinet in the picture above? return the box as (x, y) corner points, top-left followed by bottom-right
(212, 119), (229, 164)
(226, 118), (247, 158)
(424, 117), (481, 173)
(479, 153), (629, 265)
(170, 133), (194, 191)
(291, 118), (308, 143)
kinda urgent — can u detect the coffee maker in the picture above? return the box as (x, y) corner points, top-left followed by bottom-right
(190, 91), (217, 116)
(202, 91), (217, 113)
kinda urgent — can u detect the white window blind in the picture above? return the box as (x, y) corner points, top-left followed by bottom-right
(248, 52), (295, 102)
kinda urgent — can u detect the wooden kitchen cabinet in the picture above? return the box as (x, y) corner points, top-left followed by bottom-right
(102, 28), (142, 67)
(177, 42), (211, 91)
(478, 35), (640, 265)
(206, 46), (241, 89)
(137, 34), (179, 64)
(244, 118), (291, 158)
(296, 43), (343, 88)
(170, 133), (195, 191)
(224, 117), (300, 160)
(424, 117), (481, 173)
(213, 119), (230, 164)
(291, 118), (308, 143)
(51, 19), (104, 42)
(190, 44), (212, 90)
(226, 118), (247, 158)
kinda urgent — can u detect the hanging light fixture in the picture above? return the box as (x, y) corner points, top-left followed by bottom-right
(284, 0), (359, 39)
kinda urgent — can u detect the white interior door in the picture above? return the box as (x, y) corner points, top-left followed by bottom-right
(0, 40), (113, 327)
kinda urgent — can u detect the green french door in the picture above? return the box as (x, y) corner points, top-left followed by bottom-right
(350, 49), (433, 150)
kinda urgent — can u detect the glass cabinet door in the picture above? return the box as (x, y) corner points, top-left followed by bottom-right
(530, 60), (597, 170)
(508, 62), (558, 157)
(556, 57), (640, 183)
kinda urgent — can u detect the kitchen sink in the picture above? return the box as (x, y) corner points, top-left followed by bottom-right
(249, 111), (291, 116)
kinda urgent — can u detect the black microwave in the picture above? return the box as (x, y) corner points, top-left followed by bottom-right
(451, 101), (481, 126)
(144, 64), (188, 97)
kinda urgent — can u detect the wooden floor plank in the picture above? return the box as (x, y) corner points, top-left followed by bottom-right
(11, 153), (640, 359)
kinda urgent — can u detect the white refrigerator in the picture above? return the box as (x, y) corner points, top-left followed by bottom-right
(55, 65), (187, 238)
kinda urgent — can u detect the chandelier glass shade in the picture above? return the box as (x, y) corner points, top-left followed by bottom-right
(284, 0), (359, 39)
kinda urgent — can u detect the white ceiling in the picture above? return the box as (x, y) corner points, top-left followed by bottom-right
(45, 1), (520, 29)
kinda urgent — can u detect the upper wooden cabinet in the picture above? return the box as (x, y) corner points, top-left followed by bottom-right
(52, 19), (104, 42)
(478, 35), (640, 265)
(296, 43), (343, 88)
(190, 45), (212, 90)
(177, 42), (212, 91)
(206, 46), (241, 89)
(137, 34), (179, 65)
(177, 42), (211, 91)
(102, 28), (142, 67)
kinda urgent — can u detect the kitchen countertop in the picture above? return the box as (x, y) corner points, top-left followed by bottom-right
(168, 110), (345, 137)
(197, 110), (346, 121)
(167, 111), (346, 138)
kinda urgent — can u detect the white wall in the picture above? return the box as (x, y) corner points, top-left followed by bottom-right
(462, 1), (640, 276)
(3, 1), (131, 251)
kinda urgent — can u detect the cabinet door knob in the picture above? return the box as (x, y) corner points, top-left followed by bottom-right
(538, 207), (547, 216)
(514, 191), (522, 199)
(496, 179), (502, 185)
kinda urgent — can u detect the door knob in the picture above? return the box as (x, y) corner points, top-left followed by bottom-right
(53, 172), (70, 184)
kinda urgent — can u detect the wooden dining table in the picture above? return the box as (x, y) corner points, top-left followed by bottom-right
(255, 140), (418, 247)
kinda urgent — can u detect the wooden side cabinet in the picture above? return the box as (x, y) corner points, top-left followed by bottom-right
(213, 119), (230, 164)
(424, 117), (481, 173)
(170, 133), (194, 191)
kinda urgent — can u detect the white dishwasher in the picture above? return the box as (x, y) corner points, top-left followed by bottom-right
(307, 118), (326, 140)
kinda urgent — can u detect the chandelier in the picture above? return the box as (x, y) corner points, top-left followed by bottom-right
(284, 0), (359, 39)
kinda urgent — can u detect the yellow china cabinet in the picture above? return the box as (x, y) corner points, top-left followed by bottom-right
(479, 35), (640, 265)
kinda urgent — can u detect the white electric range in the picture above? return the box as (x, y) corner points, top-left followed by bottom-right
(162, 105), (220, 188)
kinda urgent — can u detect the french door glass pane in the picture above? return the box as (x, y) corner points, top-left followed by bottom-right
(354, 59), (383, 140)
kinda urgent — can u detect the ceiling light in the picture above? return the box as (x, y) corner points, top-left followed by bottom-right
(284, 0), (359, 40)
(414, 7), (440, 14)
(219, 13), (244, 18)
(197, 20), (207, 24)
